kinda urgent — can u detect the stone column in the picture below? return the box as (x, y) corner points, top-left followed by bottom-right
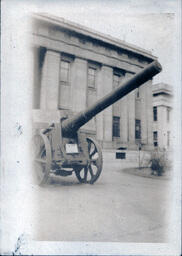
(140, 82), (148, 146)
(96, 67), (104, 141)
(120, 75), (128, 144)
(145, 80), (153, 148)
(126, 72), (135, 148)
(32, 47), (41, 109)
(40, 50), (60, 110)
(96, 65), (113, 144)
(71, 58), (87, 112)
(120, 96), (128, 144)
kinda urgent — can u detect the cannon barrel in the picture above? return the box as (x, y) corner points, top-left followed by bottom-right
(62, 60), (162, 136)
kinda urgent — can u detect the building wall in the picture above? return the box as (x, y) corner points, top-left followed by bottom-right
(32, 15), (156, 150)
(152, 83), (173, 150)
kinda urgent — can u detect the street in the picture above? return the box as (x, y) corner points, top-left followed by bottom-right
(34, 164), (170, 243)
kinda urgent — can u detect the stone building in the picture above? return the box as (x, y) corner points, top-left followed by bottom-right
(32, 13), (158, 151)
(152, 83), (173, 150)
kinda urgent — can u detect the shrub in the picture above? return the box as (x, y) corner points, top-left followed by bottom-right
(149, 150), (167, 176)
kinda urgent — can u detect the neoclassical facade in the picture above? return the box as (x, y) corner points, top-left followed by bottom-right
(32, 14), (157, 150)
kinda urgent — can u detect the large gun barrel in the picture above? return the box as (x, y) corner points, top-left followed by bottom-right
(62, 60), (162, 136)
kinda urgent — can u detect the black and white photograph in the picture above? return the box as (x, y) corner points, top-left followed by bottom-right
(1, 0), (181, 255)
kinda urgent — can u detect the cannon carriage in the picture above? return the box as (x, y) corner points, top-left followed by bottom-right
(33, 61), (162, 185)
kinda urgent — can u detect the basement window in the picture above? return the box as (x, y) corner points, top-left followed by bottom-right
(116, 152), (126, 159)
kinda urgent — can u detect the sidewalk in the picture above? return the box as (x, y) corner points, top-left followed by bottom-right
(122, 167), (172, 180)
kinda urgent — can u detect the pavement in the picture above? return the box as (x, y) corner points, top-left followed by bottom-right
(34, 164), (171, 243)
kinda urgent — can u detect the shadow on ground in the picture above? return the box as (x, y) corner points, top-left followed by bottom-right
(122, 167), (172, 180)
(43, 175), (81, 187)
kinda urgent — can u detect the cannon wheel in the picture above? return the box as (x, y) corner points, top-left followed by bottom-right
(33, 132), (52, 185)
(75, 137), (103, 184)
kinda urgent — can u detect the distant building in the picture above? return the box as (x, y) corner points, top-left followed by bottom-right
(152, 83), (173, 150)
(32, 13), (158, 150)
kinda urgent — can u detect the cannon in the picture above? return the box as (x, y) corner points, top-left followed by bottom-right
(33, 60), (162, 185)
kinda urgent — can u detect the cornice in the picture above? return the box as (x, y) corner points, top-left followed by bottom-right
(32, 13), (157, 62)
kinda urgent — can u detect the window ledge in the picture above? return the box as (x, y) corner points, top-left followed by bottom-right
(88, 86), (96, 91)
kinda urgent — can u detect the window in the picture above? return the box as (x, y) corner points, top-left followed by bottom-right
(60, 60), (70, 85)
(136, 88), (140, 98)
(59, 59), (71, 110)
(153, 131), (158, 147)
(88, 67), (96, 89)
(153, 106), (157, 121)
(113, 74), (120, 89)
(116, 152), (126, 159)
(135, 119), (141, 140)
(113, 116), (120, 137)
(167, 107), (170, 122)
(167, 131), (170, 146)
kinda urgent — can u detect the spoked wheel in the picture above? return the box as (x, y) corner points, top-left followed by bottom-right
(75, 137), (103, 184)
(33, 132), (52, 185)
